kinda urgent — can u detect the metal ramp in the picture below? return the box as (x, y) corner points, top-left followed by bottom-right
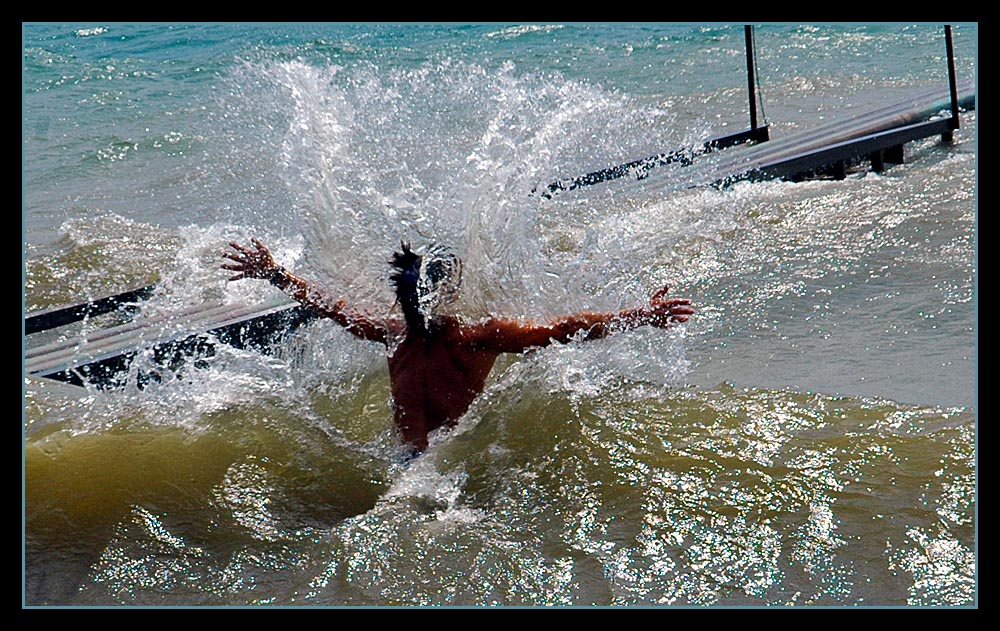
(25, 292), (316, 388)
(708, 80), (974, 186)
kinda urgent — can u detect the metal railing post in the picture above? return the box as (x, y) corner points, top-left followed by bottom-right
(944, 24), (960, 141)
(745, 25), (759, 132)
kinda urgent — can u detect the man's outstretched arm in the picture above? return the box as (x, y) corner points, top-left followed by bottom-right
(460, 285), (694, 353)
(223, 238), (388, 344)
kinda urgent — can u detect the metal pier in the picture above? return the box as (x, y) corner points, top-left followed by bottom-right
(25, 292), (315, 388)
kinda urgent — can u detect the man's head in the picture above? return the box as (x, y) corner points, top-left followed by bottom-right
(389, 241), (463, 332)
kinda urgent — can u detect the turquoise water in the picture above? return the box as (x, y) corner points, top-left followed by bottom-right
(23, 23), (976, 607)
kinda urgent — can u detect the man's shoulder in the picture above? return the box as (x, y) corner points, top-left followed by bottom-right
(430, 314), (466, 333)
(429, 314), (496, 342)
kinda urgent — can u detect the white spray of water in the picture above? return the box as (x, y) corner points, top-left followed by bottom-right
(244, 58), (695, 323)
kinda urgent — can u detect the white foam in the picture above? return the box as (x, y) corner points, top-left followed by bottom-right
(74, 27), (108, 37)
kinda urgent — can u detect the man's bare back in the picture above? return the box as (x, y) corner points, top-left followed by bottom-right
(223, 238), (693, 455)
(386, 318), (501, 451)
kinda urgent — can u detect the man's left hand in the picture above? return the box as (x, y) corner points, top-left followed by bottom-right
(222, 238), (280, 281)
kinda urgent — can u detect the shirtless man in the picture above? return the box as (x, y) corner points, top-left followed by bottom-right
(223, 238), (693, 455)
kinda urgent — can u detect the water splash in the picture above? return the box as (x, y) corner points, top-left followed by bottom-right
(219, 57), (693, 323)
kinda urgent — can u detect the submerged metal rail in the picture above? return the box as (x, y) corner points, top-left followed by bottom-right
(539, 24), (970, 194)
(24, 285), (155, 335)
(537, 25), (771, 198)
(534, 124), (770, 198)
(25, 291), (317, 388)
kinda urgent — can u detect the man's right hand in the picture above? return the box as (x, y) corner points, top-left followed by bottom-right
(222, 238), (280, 281)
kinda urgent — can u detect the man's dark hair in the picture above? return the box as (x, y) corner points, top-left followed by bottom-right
(389, 241), (426, 334)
